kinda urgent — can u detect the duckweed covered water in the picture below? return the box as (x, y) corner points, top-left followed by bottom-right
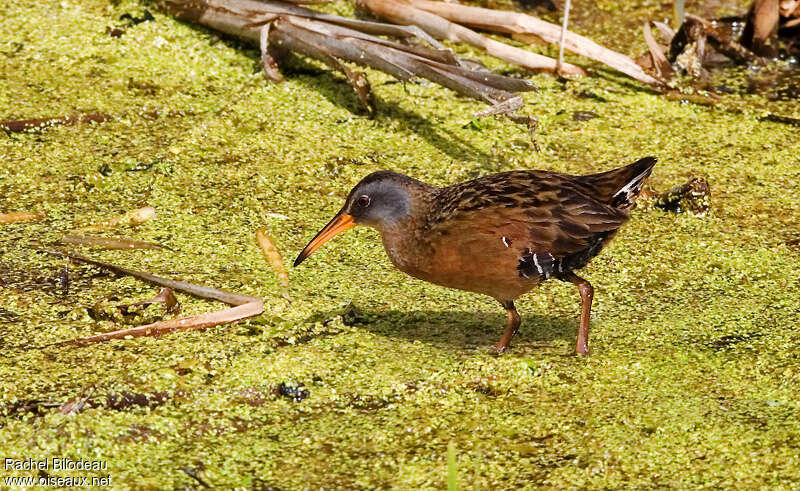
(1, 0), (799, 487)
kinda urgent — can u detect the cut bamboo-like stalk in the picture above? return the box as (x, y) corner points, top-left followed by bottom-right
(674, 0), (685, 27)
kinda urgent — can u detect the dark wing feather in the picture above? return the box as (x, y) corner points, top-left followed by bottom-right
(427, 170), (629, 259)
(573, 156), (657, 206)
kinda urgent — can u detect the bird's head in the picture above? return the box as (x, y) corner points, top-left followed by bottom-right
(294, 171), (421, 266)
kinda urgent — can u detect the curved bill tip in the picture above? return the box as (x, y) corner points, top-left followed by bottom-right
(294, 213), (355, 267)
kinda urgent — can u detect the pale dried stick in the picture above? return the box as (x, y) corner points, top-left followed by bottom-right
(58, 301), (264, 346)
(399, 0), (662, 85)
(358, 0), (586, 75)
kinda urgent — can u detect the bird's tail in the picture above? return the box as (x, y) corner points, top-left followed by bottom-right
(577, 157), (657, 209)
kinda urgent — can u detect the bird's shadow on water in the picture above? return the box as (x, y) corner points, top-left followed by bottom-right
(284, 58), (491, 163)
(309, 306), (577, 354)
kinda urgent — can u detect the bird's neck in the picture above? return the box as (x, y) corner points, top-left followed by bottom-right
(375, 191), (436, 276)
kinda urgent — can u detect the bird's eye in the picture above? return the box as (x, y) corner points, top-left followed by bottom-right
(356, 195), (371, 207)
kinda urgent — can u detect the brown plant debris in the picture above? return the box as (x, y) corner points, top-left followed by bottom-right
(638, 0), (800, 86)
(643, 21), (674, 79)
(89, 288), (181, 323)
(255, 227), (290, 294)
(36, 250), (264, 346)
(654, 177), (711, 216)
(0, 113), (109, 132)
(160, 0), (536, 118)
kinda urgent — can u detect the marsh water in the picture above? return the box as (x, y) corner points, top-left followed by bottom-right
(1, 0), (799, 487)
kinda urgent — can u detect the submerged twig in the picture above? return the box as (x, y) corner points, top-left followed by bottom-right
(760, 113), (800, 126)
(34, 250), (264, 346)
(0, 113), (109, 132)
(662, 90), (720, 105)
(38, 249), (259, 305)
(61, 235), (166, 250)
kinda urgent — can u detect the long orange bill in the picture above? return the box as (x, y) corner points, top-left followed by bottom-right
(293, 213), (355, 266)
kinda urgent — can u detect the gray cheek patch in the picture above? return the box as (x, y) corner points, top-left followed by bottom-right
(372, 185), (410, 225)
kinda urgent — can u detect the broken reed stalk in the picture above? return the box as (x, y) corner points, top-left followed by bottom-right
(674, 0), (685, 27)
(41, 249), (260, 306)
(398, 0), (663, 86)
(38, 250), (264, 346)
(160, 0), (536, 115)
(643, 22), (673, 78)
(357, 0), (585, 75)
(61, 301), (264, 346)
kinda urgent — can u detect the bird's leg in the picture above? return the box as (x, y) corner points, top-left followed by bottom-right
(562, 272), (594, 355)
(495, 300), (521, 353)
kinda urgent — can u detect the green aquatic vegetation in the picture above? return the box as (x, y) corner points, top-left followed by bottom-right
(1, 0), (800, 488)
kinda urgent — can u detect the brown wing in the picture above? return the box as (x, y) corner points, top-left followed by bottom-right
(427, 170), (629, 258)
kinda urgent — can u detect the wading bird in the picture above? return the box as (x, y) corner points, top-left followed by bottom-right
(295, 157), (656, 355)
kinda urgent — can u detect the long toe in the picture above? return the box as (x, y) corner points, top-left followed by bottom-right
(494, 342), (511, 354)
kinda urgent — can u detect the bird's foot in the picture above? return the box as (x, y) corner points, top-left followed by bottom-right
(493, 342), (511, 354)
(574, 342), (590, 356)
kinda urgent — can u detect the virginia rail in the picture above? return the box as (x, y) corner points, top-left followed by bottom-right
(295, 157), (657, 355)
